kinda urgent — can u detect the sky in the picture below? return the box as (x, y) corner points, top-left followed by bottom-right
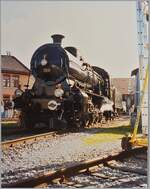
(1, 1), (139, 78)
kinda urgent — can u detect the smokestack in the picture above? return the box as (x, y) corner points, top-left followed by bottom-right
(51, 34), (64, 46)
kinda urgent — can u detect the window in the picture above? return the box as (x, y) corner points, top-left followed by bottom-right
(12, 75), (19, 87)
(3, 75), (11, 87)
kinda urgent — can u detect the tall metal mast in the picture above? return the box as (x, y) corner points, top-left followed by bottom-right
(136, 0), (149, 134)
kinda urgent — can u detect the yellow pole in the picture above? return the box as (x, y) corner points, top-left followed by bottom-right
(130, 64), (149, 142)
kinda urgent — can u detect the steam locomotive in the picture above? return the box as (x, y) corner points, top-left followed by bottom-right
(14, 34), (112, 129)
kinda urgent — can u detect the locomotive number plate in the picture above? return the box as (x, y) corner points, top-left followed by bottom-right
(43, 68), (51, 72)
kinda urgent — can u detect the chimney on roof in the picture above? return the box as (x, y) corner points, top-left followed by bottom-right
(51, 34), (64, 46)
(6, 51), (11, 56)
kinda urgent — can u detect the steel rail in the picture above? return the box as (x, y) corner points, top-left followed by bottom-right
(2, 146), (147, 188)
(1, 131), (56, 149)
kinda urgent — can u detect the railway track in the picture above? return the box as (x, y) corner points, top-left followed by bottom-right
(2, 127), (82, 149)
(2, 126), (62, 142)
(1, 131), (57, 149)
(2, 146), (147, 188)
(2, 116), (129, 144)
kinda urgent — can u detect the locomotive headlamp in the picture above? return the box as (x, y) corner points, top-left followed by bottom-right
(48, 100), (58, 110)
(41, 58), (48, 66)
(41, 54), (48, 66)
(54, 88), (64, 97)
(15, 89), (23, 97)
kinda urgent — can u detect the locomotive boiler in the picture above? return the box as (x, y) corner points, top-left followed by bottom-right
(14, 34), (111, 129)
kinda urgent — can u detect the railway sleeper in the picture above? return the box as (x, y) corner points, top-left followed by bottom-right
(2, 147), (147, 188)
(105, 162), (147, 176)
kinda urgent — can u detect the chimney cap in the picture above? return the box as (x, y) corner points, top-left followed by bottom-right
(51, 34), (64, 38)
(51, 34), (65, 45)
(6, 51), (11, 56)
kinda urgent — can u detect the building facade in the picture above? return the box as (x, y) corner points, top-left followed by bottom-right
(1, 55), (34, 103)
(111, 78), (135, 113)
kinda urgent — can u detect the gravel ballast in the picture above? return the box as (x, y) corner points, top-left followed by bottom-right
(1, 117), (147, 187)
(2, 131), (122, 184)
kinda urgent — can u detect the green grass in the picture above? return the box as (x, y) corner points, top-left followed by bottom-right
(82, 125), (131, 145)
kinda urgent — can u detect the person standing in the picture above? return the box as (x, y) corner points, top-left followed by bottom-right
(8, 99), (14, 118)
(4, 101), (9, 118)
(1, 100), (4, 118)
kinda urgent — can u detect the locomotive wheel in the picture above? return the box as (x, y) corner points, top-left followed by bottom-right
(20, 112), (34, 129)
(69, 120), (83, 130)
(84, 119), (90, 127)
(93, 116), (99, 125)
(75, 120), (83, 128)
(77, 116), (90, 128)
(82, 117), (90, 128)
(98, 113), (103, 123)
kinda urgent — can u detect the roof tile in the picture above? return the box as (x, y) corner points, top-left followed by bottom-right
(111, 78), (135, 94)
(1, 55), (30, 74)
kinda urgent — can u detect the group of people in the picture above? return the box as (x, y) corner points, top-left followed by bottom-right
(1, 100), (15, 119)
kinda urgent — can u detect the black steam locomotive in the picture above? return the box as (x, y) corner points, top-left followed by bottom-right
(14, 34), (111, 129)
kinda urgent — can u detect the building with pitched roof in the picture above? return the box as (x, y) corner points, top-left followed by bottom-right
(111, 78), (135, 112)
(1, 54), (34, 103)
